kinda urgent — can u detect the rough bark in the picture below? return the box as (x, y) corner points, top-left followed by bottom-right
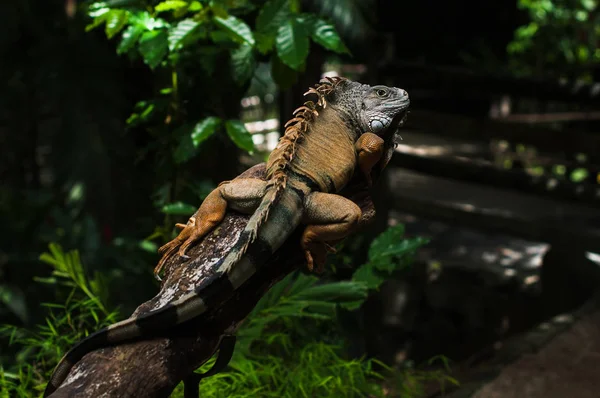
(49, 163), (377, 398)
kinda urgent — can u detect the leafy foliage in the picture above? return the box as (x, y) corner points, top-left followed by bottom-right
(0, 226), (451, 397)
(0, 244), (119, 396)
(508, 0), (600, 78)
(80, 0), (350, 248)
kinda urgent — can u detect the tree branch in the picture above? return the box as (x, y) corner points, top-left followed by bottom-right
(49, 163), (377, 398)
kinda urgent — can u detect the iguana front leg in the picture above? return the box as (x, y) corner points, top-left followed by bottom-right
(301, 193), (362, 273)
(355, 132), (385, 187)
(154, 178), (267, 279)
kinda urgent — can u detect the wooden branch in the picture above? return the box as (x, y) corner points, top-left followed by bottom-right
(49, 163), (377, 398)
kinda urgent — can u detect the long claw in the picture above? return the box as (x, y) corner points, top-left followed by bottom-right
(304, 250), (314, 272)
(178, 237), (197, 259)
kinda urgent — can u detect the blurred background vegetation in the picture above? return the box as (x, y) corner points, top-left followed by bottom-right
(1, 0), (599, 397)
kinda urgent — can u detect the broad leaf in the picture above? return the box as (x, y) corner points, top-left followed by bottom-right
(214, 15), (255, 46)
(230, 43), (256, 84)
(85, 13), (110, 32)
(192, 116), (221, 147)
(130, 11), (169, 31)
(117, 24), (144, 54)
(138, 30), (169, 69)
(308, 18), (349, 54)
(105, 9), (129, 39)
(225, 120), (254, 152)
(161, 202), (196, 215)
(256, 0), (290, 35)
(168, 19), (201, 51)
(275, 17), (309, 70)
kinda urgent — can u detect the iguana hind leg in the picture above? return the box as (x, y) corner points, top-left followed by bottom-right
(301, 193), (362, 273)
(355, 132), (385, 187)
(154, 178), (267, 279)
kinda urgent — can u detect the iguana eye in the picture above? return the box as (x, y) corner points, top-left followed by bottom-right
(376, 88), (388, 97)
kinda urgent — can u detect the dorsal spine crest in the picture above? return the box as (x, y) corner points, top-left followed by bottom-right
(267, 76), (346, 190)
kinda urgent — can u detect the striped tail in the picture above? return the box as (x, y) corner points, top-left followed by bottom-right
(43, 186), (304, 397)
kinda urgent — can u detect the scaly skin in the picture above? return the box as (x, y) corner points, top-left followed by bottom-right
(44, 77), (409, 396)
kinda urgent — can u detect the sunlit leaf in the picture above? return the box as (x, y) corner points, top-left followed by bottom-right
(306, 18), (349, 54)
(230, 43), (256, 84)
(138, 30), (169, 69)
(105, 9), (129, 39)
(117, 24), (144, 54)
(139, 240), (158, 253)
(85, 13), (110, 32)
(168, 19), (201, 51)
(130, 11), (169, 31)
(155, 0), (188, 13)
(192, 116), (221, 147)
(189, 1), (202, 11)
(275, 17), (309, 70)
(225, 120), (254, 152)
(214, 15), (255, 46)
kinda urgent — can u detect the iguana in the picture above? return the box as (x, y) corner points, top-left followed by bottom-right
(43, 77), (409, 396)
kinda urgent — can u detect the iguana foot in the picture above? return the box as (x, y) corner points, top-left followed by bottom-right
(302, 241), (337, 273)
(356, 132), (385, 187)
(154, 242), (180, 280)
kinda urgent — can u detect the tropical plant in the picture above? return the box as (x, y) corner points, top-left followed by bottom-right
(0, 225), (453, 397)
(508, 0), (600, 79)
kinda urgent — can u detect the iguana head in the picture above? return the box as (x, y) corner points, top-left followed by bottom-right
(324, 78), (410, 138)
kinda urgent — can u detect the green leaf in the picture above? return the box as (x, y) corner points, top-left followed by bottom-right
(275, 17), (309, 70)
(230, 43), (256, 85)
(307, 18), (349, 54)
(192, 116), (221, 147)
(352, 265), (387, 290)
(138, 30), (169, 69)
(214, 15), (255, 46)
(225, 119), (254, 152)
(257, 0), (290, 35)
(368, 224), (405, 262)
(117, 24), (144, 54)
(105, 9), (129, 39)
(139, 240), (158, 253)
(155, 0), (188, 12)
(189, 1), (203, 11)
(161, 202), (196, 215)
(85, 13), (110, 32)
(130, 11), (169, 31)
(254, 31), (274, 54)
(168, 19), (201, 51)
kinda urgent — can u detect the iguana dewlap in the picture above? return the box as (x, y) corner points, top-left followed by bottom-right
(44, 77), (409, 396)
